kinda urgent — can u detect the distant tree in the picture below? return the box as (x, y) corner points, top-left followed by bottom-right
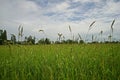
(38, 38), (51, 44)
(11, 34), (16, 44)
(61, 40), (66, 44)
(0, 30), (3, 38)
(55, 39), (78, 44)
(27, 35), (33, 44)
(79, 40), (84, 44)
(3, 30), (7, 40)
(0, 29), (7, 45)
(26, 35), (35, 44)
(38, 38), (45, 44)
(0, 30), (3, 45)
(55, 41), (61, 44)
(66, 39), (74, 44)
(33, 36), (36, 44)
(45, 38), (51, 44)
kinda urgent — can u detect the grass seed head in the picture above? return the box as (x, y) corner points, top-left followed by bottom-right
(69, 25), (72, 32)
(111, 19), (115, 33)
(89, 21), (96, 30)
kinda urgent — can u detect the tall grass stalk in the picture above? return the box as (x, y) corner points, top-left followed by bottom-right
(110, 19), (115, 42)
(85, 21), (96, 42)
(92, 35), (94, 42)
(0, 44), (120, 80)
(100, 30), (103, 43)
(58, 33), (62, 42)
(18, 25), (21, 42)
(69, 25), (73, 40)
(18, 24), (23, 44)
(39, 29), (47, 39)
(78, 33), (82, 40)
(21, 26), (23, 43)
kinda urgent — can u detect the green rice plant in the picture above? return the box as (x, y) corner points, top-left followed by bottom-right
(0, 44), (120, 80)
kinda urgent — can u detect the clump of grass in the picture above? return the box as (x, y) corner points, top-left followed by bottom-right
(0, 44), (120, 80)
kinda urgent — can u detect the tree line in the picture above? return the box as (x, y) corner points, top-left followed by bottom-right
(0, 28), (84, 45)
(0, 28), (119, 45)
(0, 30), (7, 45)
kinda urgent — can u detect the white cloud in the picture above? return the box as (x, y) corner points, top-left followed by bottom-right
(55, 1), (70, 12)
(103, 1), (120, 14)
(73, 0), (100, 3)
(0, 0), (120, 41)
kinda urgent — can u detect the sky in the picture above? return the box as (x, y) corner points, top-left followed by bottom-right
(0, 0), (120, 42)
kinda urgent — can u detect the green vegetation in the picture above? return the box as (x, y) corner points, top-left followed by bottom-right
(0, 44), (120, 80)
(0, 30), (7, 45)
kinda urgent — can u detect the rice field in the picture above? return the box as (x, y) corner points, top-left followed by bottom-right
(0, 44), (120, 80)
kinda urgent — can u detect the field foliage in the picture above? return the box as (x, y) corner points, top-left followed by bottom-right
(0, 44), (120, 80)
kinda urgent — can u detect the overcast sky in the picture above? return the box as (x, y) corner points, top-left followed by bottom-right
(0, 0), (120, 42)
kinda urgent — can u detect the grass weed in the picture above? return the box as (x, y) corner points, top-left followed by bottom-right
(0, 44), (120, 80)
